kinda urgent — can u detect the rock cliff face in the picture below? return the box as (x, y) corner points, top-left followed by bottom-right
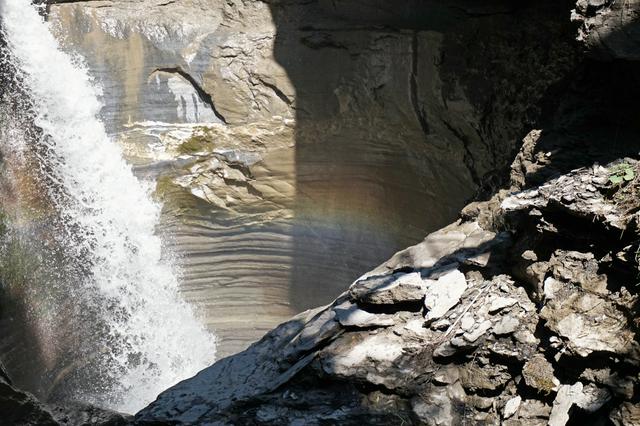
(132, 0), (640, 424)
(46, 0), (577, 357)
(137, 50), (640, 423)
(3, 0), (640, 423)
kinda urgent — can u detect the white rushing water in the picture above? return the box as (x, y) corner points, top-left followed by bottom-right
(0, 0), (216, 413)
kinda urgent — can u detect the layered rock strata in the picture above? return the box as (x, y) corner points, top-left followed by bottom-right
(137, 19), (640, 419)
(137, 128), (640, 424)
(45, 0), (578, 357)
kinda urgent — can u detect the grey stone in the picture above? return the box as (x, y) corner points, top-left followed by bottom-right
(493, 316), (520, 336)
(541, 280), (637, 357)
(610, 402), (640, 426)
(488, 297), (518, 314)
(424, 270), (468, 322)
(333, 302), (395, 328)
(503, 396), (521, 419)
(463, 320), (492, 343)
(350, 272), (426, 305)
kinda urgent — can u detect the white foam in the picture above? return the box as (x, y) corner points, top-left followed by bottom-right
(0, 0), (217, 413)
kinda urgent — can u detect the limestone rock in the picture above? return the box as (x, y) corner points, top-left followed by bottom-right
(550, 382), (610, 426)
(549, 383), (584, 426)
(501, 165), (627, 230)
(493, 316), (519, 335)
(541, 279), (636, 357)
(503, 396), (521, 419)
(519, 399), (552, 422)
(411, 383), (467, 426)
(424, 270), (467, 322)
(333, 302), (395, 328)
(548, 250), (608, 295)
(459, 363), (511, 393)
(378, 221), (499, 273)
(462, 320), (492, 343)
(488, 296), (518, 314)
(349, 272), (426, 305)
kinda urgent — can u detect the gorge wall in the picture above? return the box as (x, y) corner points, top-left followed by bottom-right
(137, 1), (640, 424)
(2, 0), (639, 423)
(43, 0), (577, 359)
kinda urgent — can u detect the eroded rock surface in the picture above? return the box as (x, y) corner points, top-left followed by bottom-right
(138, 112), (640, 425)
(44, 0), (579, 357)
(4, 0), (635, 424)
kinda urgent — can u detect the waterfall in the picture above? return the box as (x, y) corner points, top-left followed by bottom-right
(0, 0), (216, 413)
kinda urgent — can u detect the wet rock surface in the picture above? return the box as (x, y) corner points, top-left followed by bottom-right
(3, 0), (640, 424)
(42, 0), (579, 358)
(137, 82), (640, 423)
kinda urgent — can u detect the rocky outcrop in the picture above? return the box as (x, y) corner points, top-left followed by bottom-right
(135, 11), (640, 416)
(45, 0), (579, 358)
(137, 127), (640, 424)
(572, 0), (640, 60)
(4, 0), (640, 422)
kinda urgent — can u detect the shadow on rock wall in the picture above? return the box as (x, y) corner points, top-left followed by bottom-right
(137, 8), (640, 426)
(266, 0), (580, 311)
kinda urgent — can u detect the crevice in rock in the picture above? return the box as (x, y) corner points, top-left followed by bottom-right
(256, 77), (293, 106)
(152, 67), (228, 124)
(356, 300), (424, 315)
(409, 31), (430, 139)
(442, 119), (482, 189)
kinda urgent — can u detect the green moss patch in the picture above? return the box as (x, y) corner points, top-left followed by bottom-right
(177, 126), (216, 155)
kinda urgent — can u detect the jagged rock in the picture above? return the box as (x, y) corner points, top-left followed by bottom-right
(0, 378), (59, 426)
(377, 221), (501, 273)
(541, 277), (637, 357)
(283, 308), (341, 361)
(518, 399), (552, 422)
(548, 250), (608, 295)
(549, 382), (610, 426)
(572, 0), (640, 60)
(318, 329), (420, 390)
(0, 364), (129, 426)
(488, 296), (518, 313)
(493, 316), (519, 335)
(333, 301), (395, 328)
(459, 313), (475, 331)
(610, 402), (640, 426)
(549, 383), (585, 426)
(50, 402), (131, 426)
(459, 363), (511, 393)
(424, 270), (467, 322)
(349, 272), (426, 305)
(502, 164), (628, 230)
(580, 368), (636, 400)
(462, 320), (492, 343)
(503, 396), (521, 419)
(577, 384), (611, 412)
(411, 383), (466, 426)
(432, 366), (460, 386)
(430, 318), (452, 331)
